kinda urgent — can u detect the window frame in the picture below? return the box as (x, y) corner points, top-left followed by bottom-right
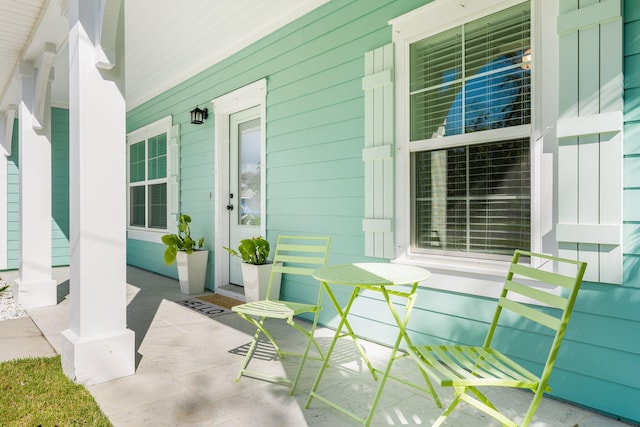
(126, 116), (173, 243)
(391, 0), (552, 283)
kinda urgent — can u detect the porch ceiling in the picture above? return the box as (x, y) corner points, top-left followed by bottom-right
(0, 0), (328, 113)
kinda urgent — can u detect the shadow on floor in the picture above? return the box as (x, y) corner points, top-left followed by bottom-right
(125, 267), (178, 369)
(57, 280), (69, 304)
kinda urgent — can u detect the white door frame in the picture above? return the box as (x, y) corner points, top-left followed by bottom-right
(212, 79), (267, 291)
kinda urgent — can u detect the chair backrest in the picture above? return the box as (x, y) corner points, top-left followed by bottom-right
(266, 235), (331, 299)
(485, 250), (587, 384)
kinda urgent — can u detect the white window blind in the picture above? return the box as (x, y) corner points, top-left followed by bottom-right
(410, 3), (530, 141)
(413, 138), (530, 256)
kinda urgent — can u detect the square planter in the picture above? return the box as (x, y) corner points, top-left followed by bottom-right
(241, 262), (282, 302)
(176, 250), (209, 295)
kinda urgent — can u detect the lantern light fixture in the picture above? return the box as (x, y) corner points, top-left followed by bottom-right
(190, 106), (208, 124)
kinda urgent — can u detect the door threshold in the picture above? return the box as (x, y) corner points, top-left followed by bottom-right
(215, 284), (246, 302)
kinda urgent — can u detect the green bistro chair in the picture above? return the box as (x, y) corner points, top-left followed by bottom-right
(232, 235), (331, 394)
(408, 250), (587, 427)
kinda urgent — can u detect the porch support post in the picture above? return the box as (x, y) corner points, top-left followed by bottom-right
(14, 60), (57, 308)
(61, 0), (134, 385)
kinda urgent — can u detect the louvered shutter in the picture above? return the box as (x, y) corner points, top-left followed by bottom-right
(362, 44), (394, 258)
(168, 123), (180, 233)
(556, 0), (623, 283)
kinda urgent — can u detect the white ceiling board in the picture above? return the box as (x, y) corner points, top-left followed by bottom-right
(0, 0), (48, 109)
(124, 0), (329, 109)
(1, 0), (328, 112)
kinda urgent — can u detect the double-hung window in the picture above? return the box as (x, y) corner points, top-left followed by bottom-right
(398, 0), (533, 261)
(127, 116), (174, 236)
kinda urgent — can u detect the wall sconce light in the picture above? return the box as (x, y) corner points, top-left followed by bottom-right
(190, 106), (208, 124)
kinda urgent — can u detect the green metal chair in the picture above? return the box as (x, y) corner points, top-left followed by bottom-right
(232, 235), (331, 394)
(408, 250), (587, 427)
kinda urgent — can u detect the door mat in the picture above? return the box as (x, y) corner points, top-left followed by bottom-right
(175, 298), (233, 318)
(196, 294), (244, 310)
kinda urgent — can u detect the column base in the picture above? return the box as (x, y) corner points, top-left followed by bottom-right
(14, 278), (57, 308)
(61, 328), (135, 385)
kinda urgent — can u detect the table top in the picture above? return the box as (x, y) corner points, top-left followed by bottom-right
(312, 263), (430, 286)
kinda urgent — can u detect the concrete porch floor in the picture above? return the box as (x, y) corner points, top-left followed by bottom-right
(1, 266), (635, 426)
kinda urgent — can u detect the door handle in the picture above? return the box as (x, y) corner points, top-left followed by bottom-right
(227, 193), (234, 211)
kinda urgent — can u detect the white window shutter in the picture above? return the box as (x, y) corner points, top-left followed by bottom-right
(362, 43), (394, 258)
(169, 123), (180, 233)
(556, 0), (623, 283)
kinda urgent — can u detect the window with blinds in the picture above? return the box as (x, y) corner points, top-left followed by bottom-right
(128, 132), (168, 230)
(409, 1), (531, 259)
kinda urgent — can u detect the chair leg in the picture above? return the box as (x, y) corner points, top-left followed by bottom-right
(433, 386), (515, 427)
(468, 386), (498, 412)
(235, 315), (289, 383)
(423, 368), (442, 407)
(235, 320), (263, 382)
(253, 319), (284, 357)
(236, 312), (326, 390)
(432, 394), (461, 427)
(238, 314), (285, 357)
(520, 386), (547, 427)
(457, 387), (516, 427)
(288, 320), (325, 360)
(289, 310), (322, 395)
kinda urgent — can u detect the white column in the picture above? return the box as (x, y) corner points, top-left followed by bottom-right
(61, 0), (134, 385)
(14, 62), (57, 308)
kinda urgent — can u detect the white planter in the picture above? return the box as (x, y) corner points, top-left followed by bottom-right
(176, 250), (209, 295)
(241, 262), (282, 302)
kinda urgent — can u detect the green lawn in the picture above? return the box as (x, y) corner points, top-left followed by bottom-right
(0, 355), (111, 426)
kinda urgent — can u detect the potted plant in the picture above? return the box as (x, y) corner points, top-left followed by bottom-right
(224, 236), (281, 302)
(162, 214), (208, 295)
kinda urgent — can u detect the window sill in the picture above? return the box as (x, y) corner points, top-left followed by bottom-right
(127, 229), (167, 244)
(393, 253), (510, 299)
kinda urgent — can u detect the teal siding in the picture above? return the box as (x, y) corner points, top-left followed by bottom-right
(126, 238), (179, 279)
(3, 108), (71, 271)
(51, 108), (70, 266)
(621, 0), (640, 422)
(125, 0), (640, 423)
(6, 119), (18, 269)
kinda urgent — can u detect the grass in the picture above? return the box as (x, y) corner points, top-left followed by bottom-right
(0, 355), (112, 426)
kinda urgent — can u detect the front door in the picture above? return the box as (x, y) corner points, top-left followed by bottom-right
(228, 106), (262, 285)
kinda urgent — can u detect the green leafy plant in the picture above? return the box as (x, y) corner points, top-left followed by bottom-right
(224, 236), (270, 265)
(161, 214), (205, 265)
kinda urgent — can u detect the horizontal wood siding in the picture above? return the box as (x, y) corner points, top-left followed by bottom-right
(51, 108), (69, 266)
(620, 0), (640, 420)
(2, 109), (71, 271)
(125, 0), (640, 422)
(5, 119), (18, 269)
(126, 238), (177, 279)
